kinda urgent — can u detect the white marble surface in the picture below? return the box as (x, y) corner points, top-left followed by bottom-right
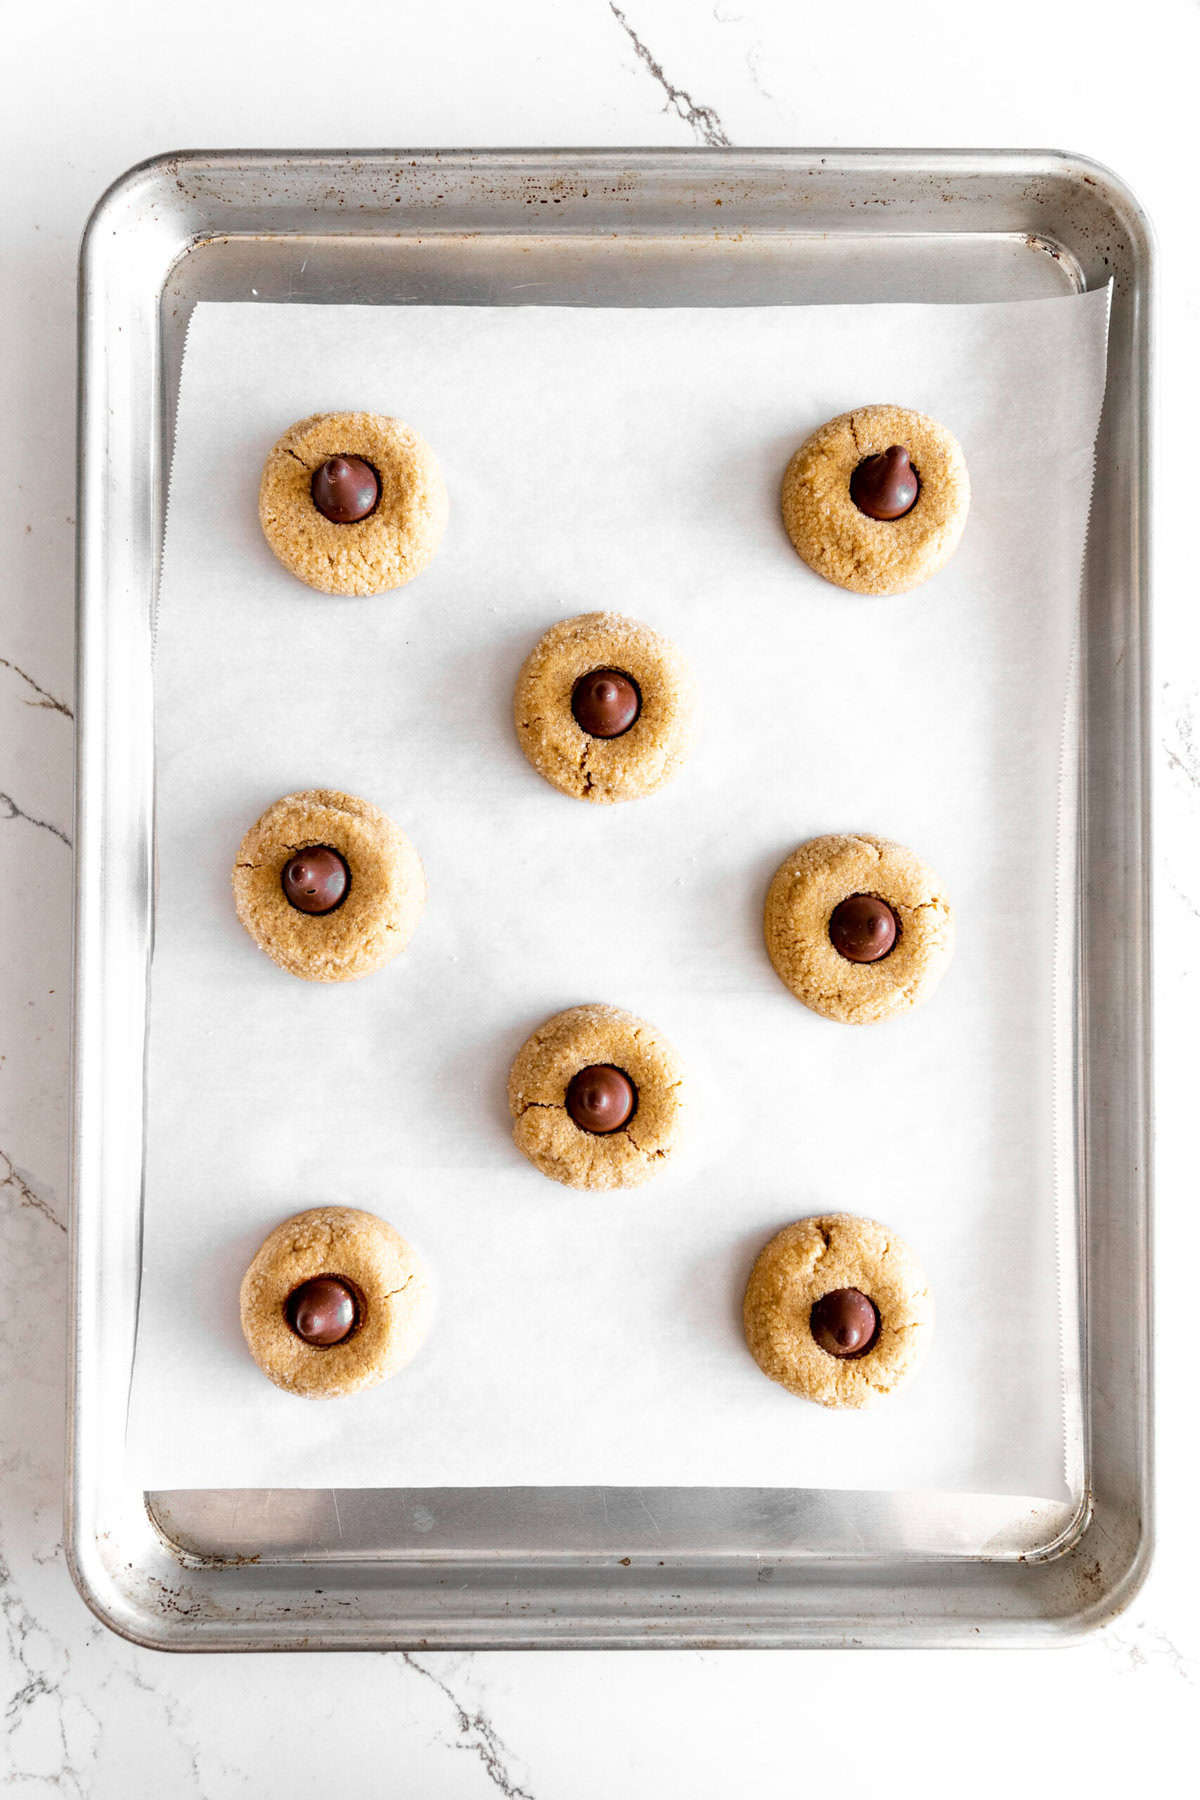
(1, 0), (1196, 1790)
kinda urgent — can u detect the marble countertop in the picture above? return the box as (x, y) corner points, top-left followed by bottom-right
(2, 0), (1196, 1789)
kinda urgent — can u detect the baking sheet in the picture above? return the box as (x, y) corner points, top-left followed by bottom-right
(127, 289), (1109, 1493)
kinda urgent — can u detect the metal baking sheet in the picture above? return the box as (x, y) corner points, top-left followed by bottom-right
(69, 148), (1153, 1649)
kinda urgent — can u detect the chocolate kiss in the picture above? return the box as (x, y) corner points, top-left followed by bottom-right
(850, 445), (919, 520)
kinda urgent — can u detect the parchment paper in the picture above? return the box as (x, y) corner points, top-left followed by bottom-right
(127, 289), (1109, 1493)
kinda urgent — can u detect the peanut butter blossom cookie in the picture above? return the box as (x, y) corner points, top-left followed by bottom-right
(513, 611), (697, 804)
(781, 404), (969, 595)
(743, 1214), (933, 1409)
(507, 1003), (688, 1190)
(258, 410), (448, 597)
(239, 1205), (432, 1399)
(764, 832), (953, 1025)
(232, 788), (426, 983)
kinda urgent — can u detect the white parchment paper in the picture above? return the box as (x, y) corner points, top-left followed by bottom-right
(127, 290), (1109, 1493)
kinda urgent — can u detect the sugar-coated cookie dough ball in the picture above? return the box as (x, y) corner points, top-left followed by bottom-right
(743, 1213), (933, 1408)
(259, 411), (448, 597)
(240, 1205), (432, 1399)
(764, 832), (953, 1024)
(513, 612), (697, 804)
(232, 789), (426, 983)
(781, 404), (969, 595)
(508, 1003), (688, 1190)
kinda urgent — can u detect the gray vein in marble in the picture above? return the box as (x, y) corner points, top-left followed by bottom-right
(0, 792), (71, 847)
(1169, 880), (1200, 924)
(0, 1548), (101, 1797)
(608, 3), (731, 146)
(118, 1665), (218, 1791)
(741, 41), (773, 102)
(0, 1151), (65, 1234)
(401, 1654), (535, 1798)
(1162, 691), (1200, 789)
(0, 656), (73, 719)
(1104, 1618), (1198, 1684)
(1165, 743), (1200, 789)
(711, 3), (775, 100)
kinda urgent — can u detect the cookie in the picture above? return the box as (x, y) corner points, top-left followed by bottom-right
(239, 1205), (431, 1399)
(232, 789), (426, 983)
(764, 833), (953, 1024)
(258, 411), (448, 597)
(743, 1213), (933, 1408)
(508, 1003), (688, 1190)
(781, 404), (969, 595)
(513, 612), (697, 804)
